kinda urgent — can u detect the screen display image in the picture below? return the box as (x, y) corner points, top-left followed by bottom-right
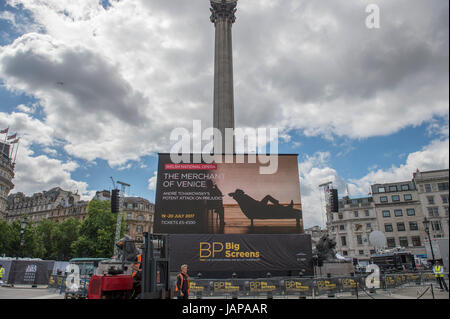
(154, 154), (303, 234)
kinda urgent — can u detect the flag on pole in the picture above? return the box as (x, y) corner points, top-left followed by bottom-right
(7, 133), (17, 140)
(0, 128), (8, 134)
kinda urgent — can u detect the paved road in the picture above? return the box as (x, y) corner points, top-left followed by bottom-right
(0, 287), (64, 299)
(0, 282), (448, 300)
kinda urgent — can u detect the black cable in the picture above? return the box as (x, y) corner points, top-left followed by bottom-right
(359, 286), (376, 299)
(416, 286), (430, 299)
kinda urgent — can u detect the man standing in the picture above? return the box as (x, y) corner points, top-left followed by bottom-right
(0, 264), (5, 285)
(176, 264), (190, 299)
(433, 261), (448, 292)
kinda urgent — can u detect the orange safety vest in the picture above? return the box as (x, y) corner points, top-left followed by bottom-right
(176, 273), (190, 294)
(132, 254), (142, 277)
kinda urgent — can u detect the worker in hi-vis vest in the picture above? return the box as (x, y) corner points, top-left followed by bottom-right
(0, 264), (5, 285)
(433, 261), (448, 292)
(176, 264), (190, 299)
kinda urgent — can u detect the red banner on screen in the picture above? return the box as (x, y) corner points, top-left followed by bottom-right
(165, 163), (218, 170)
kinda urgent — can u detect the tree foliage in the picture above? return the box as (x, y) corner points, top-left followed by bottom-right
(0, 199), (124, 260)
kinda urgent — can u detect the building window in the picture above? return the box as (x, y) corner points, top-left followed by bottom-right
(359, 250), (364, 255)
(137, 215), (144, 221)
(380, 196), (388, 203)
(409, 221), (419, 231)
(127, 213), (132, 219)
(399, 237), (408, 248)
(354, 211), (359, 217)
(385, 224), (393, 232)
(339, 225), (345, 231)
(412, 236), (421, 247)
(338, 213), (343, 220)
(444, 206), (449, 216)
(136, 225), (143, 233)
(365, 210), (370, 217)
(428, 207), (439, 217)
(427, 196), (435, 205)
(397, 222), (406, 231)
(425, 184), (432, 192)
(431, 220), (442, 231)
(401, 184), (409, 191)
(387, 238), (396, 248)
(357, 235), (363, 245)
(438, 182), (449, 191)
(366, 223), (372, 229)
(382, 210), (391, 218)
(441, 195), (449, 204)
(406, 208), (416, 216)
(392, 195), (400, 202)
(342, 251), (348, 256)
(370, 250), (376, 254)
(394, 209), (403, 217)
(404, 194), (412, 201)
(341, 236), (347, 246)
(378, 187), (386, 193)
(389, 185), (398, 192)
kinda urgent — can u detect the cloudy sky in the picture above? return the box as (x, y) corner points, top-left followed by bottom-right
(0, 0), (448, 228)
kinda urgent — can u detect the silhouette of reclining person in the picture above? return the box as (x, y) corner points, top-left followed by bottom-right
(206, 180), (225, 231)
(228, 189), (302, 228)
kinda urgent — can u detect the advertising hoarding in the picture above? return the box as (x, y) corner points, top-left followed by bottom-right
(154, 153), (303, 234)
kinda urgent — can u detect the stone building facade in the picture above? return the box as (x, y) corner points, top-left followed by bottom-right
(413, 169), (449, 239)
(326, 169), (448, 263)
(329, 196), (378, 264)
(5, 188), (155, 242)
(5, 187), (88, 224)
(371, 180), (427, 256)
(123, 197), (155, 242)
(0, 142), (14, 219)
(91, 190), (155, 242)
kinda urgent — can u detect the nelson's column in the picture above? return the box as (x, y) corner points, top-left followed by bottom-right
(210, 0), (237, 153)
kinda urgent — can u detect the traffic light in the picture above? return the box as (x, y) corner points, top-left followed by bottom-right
(111, 189), (120, 213)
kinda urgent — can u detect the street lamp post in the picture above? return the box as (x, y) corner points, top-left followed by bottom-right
(422, 217), (436, 265)
(19, 216), (28, 259)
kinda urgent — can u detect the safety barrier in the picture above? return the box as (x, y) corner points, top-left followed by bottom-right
(43, 271), (439, 299)
(172, 271), (439, 299)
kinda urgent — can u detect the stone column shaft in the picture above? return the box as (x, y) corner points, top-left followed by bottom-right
(211, 0), (237, 153)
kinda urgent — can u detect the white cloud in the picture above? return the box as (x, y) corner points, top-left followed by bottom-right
(0, 0), (448, 205)
(349, 138), (449, 194)
(299, 137), (449, 228)
(147, 171), (157, 191)
(0, 0), (447, 169)
(0, 111), (94, 199)
(299, 152), (346, 228)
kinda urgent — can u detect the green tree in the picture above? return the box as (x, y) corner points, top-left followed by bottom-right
(0, 220), (13, 256)
(22, 221), (45, 258)
(72, 200), (125, 258)
(8, 220), (22, 257)
(53, 218), (80, 260)
(36, 219), (58, 260)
